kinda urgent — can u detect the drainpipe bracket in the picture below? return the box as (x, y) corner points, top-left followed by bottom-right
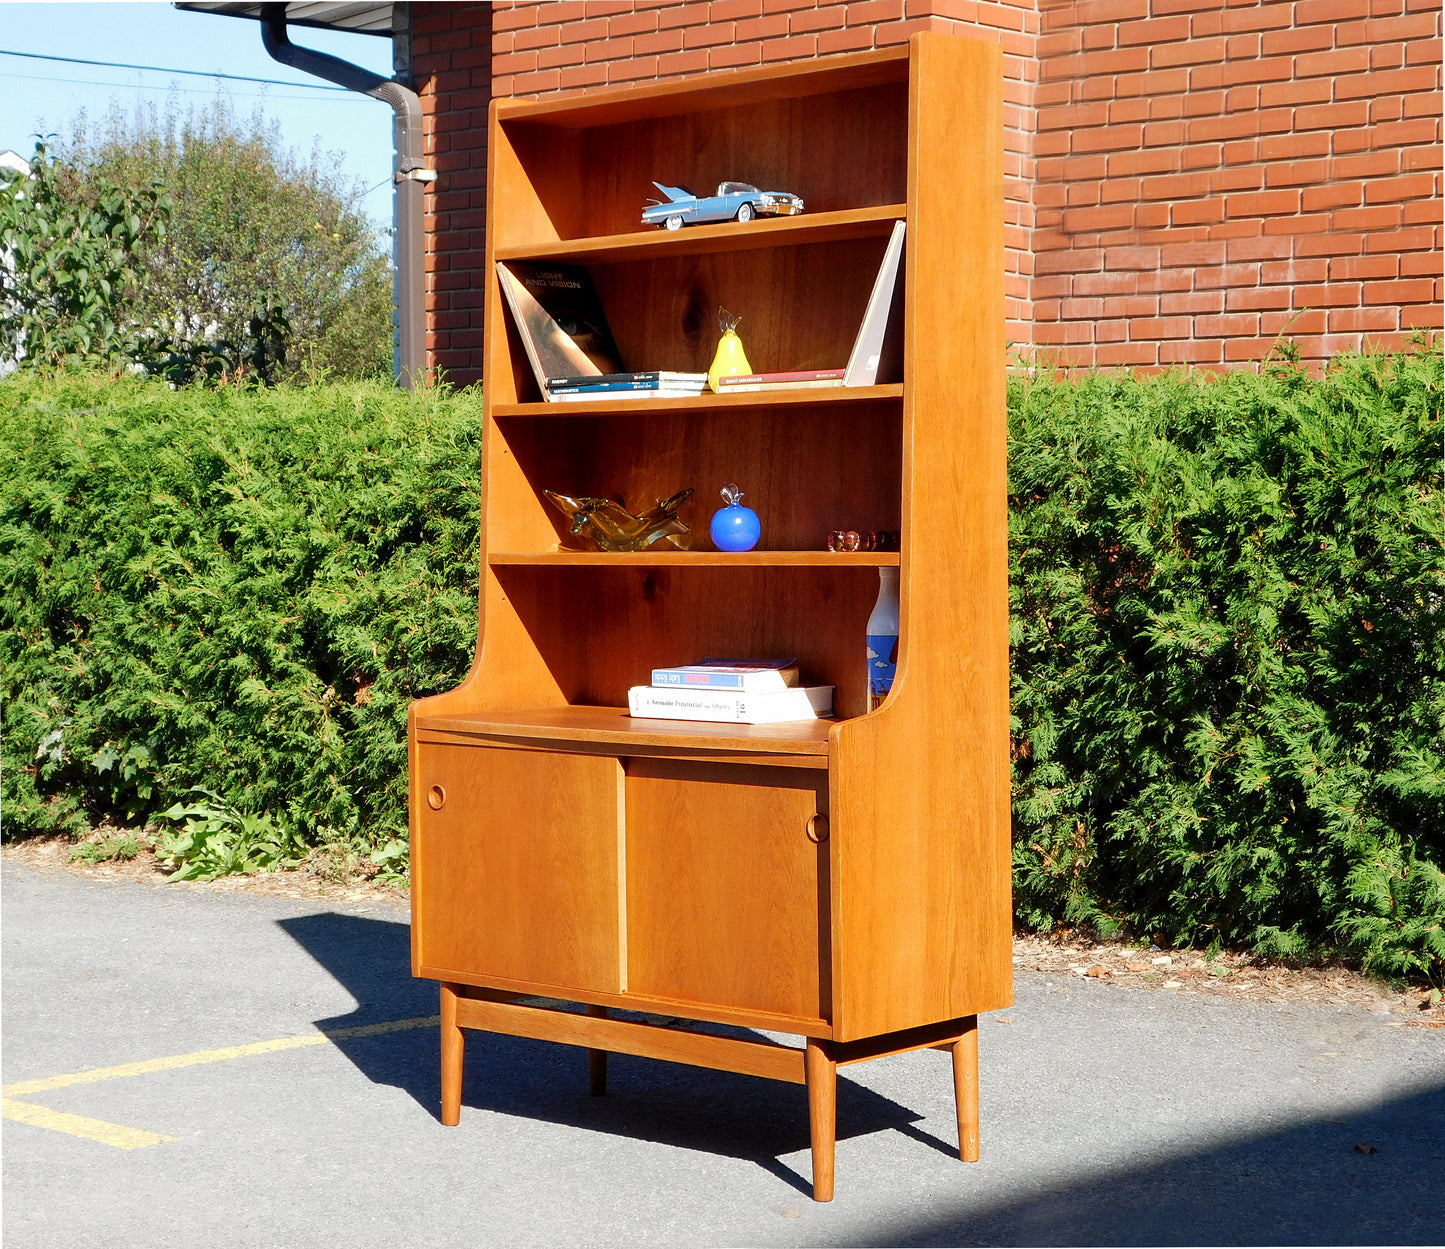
(395, 168), (438, 184)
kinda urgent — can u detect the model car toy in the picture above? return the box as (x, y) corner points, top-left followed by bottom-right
(642, 181), (805, 230)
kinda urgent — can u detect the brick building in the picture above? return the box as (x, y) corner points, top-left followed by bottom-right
(408, 0), (1442, 383)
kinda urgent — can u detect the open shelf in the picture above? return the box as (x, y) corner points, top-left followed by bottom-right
(495, 46), (910, 129)
(493, 52), (910, 248)
(495, 205), (907, 265)
(492, 384), (902, 418)
(489, 551), (899, 567)
(415, 704), (835, 757)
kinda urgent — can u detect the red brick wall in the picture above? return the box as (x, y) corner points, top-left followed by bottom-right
(488, 0), (1043, 348)
(1033, 0), (1443, 368)
(411, 0), (1442, 381)
(413, 2), (494, 384)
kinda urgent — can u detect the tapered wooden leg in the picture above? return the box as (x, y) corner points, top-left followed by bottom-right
(805, 1039), (837, 1202)
(440, 983), (465, 1126)
(586, 1004), (609, 1096)
(952, 1015), (979, 1162)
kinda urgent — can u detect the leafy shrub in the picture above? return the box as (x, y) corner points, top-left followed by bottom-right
(1009, 343), (1444, 983)
(61, 98), (393, 382)
(0, 140), (170, 369)
(152, 789), (307, 882)
(0, 371), (481, 849)
(2, 352), (1440, 984)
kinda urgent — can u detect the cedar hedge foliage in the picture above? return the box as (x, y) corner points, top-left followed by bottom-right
(1009, 344), (1443, 983)
(1, 372), (480, 848)
(2, 351), (1441, 981)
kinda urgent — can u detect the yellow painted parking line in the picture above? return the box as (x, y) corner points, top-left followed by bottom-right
(2, 1097), (177, 1149)
(3, 1013), (440, 1148)
(3, 1015), (440, 1098)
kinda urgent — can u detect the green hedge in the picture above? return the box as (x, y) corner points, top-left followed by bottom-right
(2, 352), (1441, 980)
(1009, 346), (1443, 982)
(0, 372), (480, 845)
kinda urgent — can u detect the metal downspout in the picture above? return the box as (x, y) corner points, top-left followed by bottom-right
(259, 3), (430, 389)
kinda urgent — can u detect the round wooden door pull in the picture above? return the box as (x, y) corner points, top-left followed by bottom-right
(806, 814), (829, 843)
(427, 784), (447, 810)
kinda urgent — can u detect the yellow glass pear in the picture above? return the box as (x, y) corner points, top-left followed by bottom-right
(707, 308), (752, 393)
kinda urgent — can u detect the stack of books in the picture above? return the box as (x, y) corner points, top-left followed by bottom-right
(547, 371), (709, 401)
(627, 658), (834, 724)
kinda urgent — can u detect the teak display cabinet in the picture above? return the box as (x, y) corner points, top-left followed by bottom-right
(409, 33), (1009, 1201)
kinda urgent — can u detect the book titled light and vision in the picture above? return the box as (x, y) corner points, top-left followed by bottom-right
(627, 684), (833, 724)
(650, 657), (800, 691)
(496, 261), (624, 399)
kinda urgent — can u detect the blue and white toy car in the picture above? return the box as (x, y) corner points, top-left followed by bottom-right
(642, 181), (805, 230)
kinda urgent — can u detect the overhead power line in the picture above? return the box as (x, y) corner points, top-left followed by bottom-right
(0, 47), (355, 91)
(3, 67), (371, 102)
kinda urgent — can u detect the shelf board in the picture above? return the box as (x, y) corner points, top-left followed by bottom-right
(492, 383), (902, 418)
(490, 551), (899, 567)
(494, 205), (906, 265)
(416, 705), (835, 756)
(495, 44), (910, 129)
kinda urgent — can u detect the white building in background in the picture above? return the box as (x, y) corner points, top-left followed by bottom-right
(1, 151), (32, 375)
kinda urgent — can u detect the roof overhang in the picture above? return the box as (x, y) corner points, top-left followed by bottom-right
(173, 3), (397, 37)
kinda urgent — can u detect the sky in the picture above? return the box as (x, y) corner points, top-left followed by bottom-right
(0, 0), (396, 225)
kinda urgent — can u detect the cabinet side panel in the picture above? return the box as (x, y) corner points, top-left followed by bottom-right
(831, 34), (1013, 1041)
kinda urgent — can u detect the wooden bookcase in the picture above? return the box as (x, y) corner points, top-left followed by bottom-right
(409, 32), (1009, 1201)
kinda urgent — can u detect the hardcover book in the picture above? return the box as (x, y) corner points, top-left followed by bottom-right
(650, 658), (800, 691)
(627, 684), (833, 724)
(496, 262), (624, 399)
(843, 220), (906, 386)
(553, 391), (708, 402)
(716, 369), (845, 393)
(716, 369), (845, 386)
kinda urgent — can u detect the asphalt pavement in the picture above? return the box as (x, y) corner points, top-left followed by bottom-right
(3, 859), (1441, 1248)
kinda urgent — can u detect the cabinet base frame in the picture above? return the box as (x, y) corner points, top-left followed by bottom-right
(437, 983), (980, 1201)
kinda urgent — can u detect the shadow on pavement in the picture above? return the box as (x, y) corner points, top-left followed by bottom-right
(279, 910), (935, 1196)
(856, 1080), (1445, 1248)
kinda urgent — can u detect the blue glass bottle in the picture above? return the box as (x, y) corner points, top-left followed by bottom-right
(866, 567), (899, 711)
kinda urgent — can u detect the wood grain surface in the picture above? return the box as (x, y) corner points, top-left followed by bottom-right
(451, 992), (808, 1084)
(625, 759), (829, 1021)
(412, 745), (623, 994)
(828, 33), (1014, 1041)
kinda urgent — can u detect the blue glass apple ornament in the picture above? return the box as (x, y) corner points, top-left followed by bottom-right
(710, 482), (760, 552)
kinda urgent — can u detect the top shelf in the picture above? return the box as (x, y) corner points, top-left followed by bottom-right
(495, 205), (907, 265)
(494, 45), (911, 129)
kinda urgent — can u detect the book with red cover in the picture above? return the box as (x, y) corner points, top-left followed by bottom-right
(716, 369), (846, 386)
